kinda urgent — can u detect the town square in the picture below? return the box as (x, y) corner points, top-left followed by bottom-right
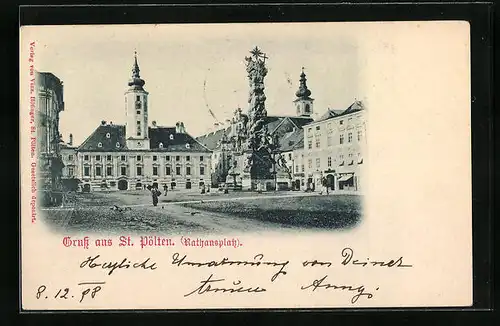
(34, 26), (366, 234)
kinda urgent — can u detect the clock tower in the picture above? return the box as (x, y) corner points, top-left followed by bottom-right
(125, 52), (150, 150)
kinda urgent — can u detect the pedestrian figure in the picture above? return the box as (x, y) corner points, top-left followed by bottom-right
(151, 187), (161, 206)
(163, 184), (168, 196)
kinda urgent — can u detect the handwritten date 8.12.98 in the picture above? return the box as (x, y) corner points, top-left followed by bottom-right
(35, 281), (105, 303)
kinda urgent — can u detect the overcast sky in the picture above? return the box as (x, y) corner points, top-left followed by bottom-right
(24, 23), (364, 145)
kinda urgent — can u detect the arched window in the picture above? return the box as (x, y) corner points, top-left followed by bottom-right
(305, 104), (311, 113)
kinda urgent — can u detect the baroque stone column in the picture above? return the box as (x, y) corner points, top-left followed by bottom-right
(243, 47), (274, 184)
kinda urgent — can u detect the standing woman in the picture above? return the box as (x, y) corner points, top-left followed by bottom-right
(151, 187), (160, 206)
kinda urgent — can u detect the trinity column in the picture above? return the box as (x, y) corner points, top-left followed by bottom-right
(242, 46), (275, 190)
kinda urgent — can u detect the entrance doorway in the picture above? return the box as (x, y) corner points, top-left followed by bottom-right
(326, 174), (335, 191)
(186, 182), (192, 189)
(117, 179), (128, 190)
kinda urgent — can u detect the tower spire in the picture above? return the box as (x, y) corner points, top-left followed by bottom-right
(295, 67), (312, 99)
(128, 51), (145, 88)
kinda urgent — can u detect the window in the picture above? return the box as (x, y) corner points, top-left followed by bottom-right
(121, 166), (127, 176)
(327, 123), (332, 131)
(121, 155), (126, 161)
(308, 159), (312, 169)
(165, 155), (170, 161)
(176, 166), (181, 175)
(68, 154), (73, 161)
(84, 166), (90, 177)
(176, 156), (180, 161)
(186, 166), (191, 175)
(328, 157), (332, 167)
(153, 166), (158, 176)
(95, 166), (102, 177)
(136, 95), (140, 101)
(357, 130), (362, 141)
(165, 166), (171, 175)
(186, 156), (190, 161)
(200, 156), (204, 162)
(308, 140), (312, 149)
(153, 155), (157, 161)
(106, 166), (112, 176)
(97, 142), (102, 148)
(316, 158), (320, 168)
(340, 120), (344, 125)
(305, 104), (310, 113)
(137, 120), (141, 125)
(170, 134), (174, 140)
(295, 165), (299, 173)
(288, 153), (292, 160)
(316, 125), (320, 131)
(348, 132), (353, 143)
(315, 138), (320, 148)
(84, 155), (89, 161)
(327, 136), (332, 147)
(186, 144), (190, 149)
(95, 155), (101, 161)
(340, 134), (344, 144)
(106, 133), (110, 139)
(159, 142), (164, 149)
(348, 153), (354, 165)
(68, 167), (74, 176)
(137, 111), (140, 115)
(106, 155), (112, 161)
(116, 142), (120, 148)
(301, 165), (305, 172)
(308, 128), (312, 133)
(136, 166), (143, 176)
(136, 155), (141, 161)
(200, 166), (205, 175)
(137, 131), (141, 136)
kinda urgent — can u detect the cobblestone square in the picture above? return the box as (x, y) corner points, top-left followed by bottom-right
(41, 190), (362, 235)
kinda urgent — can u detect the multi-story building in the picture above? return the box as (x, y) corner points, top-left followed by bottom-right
(61, 53), (212, 192)
(298, 100), (366, 192)
(36, 71), (65, 205)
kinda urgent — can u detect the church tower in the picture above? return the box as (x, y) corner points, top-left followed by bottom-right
(293, 67), (314, 117)
(125, 52), (150, 150)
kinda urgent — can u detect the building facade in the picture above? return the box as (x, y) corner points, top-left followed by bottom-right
(297, 100), (366, 192)
(36, 71), (65, 206)
(61, 53), (212, 192)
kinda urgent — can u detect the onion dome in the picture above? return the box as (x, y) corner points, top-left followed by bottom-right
(128, 51), (145, 88)
(295, 67), (312, 99)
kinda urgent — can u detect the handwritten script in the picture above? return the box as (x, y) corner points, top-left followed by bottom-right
(75, 247), (412, 305)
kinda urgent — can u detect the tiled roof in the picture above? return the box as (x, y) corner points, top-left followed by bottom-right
(195, 126), (231, 151)
(78, 124), (127, 151)
(278, 128), (304, 152)
(78, 124), (211, 152)
(315, 101), (364, 123)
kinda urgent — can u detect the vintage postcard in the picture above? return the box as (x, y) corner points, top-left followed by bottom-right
(20, 21), (472, 310)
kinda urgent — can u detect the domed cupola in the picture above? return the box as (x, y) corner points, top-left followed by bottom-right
(293, 67), (314, 117)
(295, 68), (312, 99)
(128, 51), (145, 89)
